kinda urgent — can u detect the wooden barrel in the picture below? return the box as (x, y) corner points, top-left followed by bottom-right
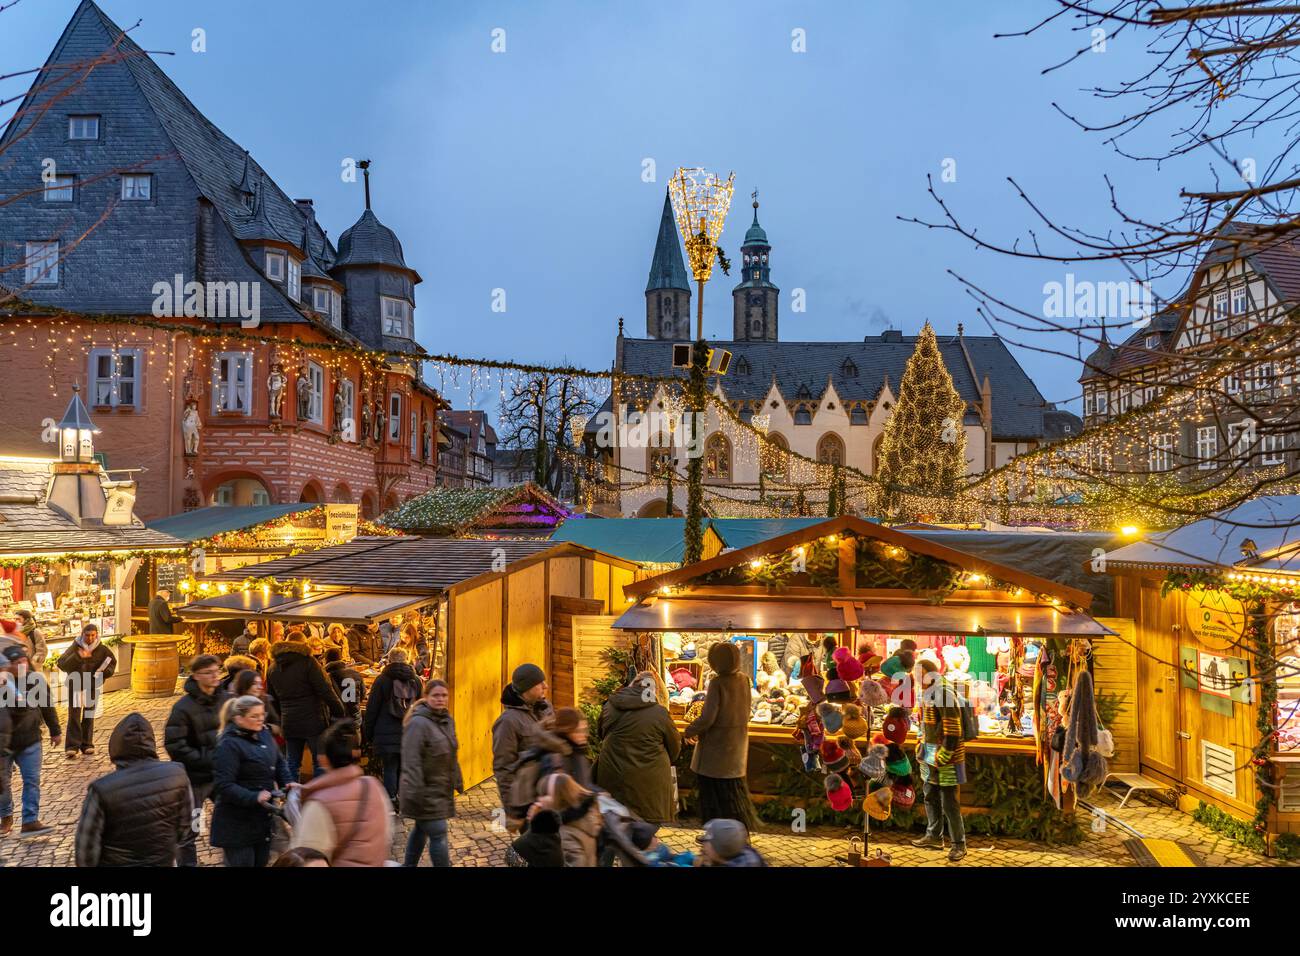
(126, 636), (181, 699)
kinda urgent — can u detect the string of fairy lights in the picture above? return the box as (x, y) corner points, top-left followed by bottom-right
(7, 308), (1294, 531)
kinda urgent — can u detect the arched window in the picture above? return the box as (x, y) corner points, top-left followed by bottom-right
(762, 433), (789, 482)
(333, 482), (352, 503)
(841, 358), (859, 378)
(794, 406), (812, 425)
(817, 432), (845, 467)
(704, 433), (731, 482)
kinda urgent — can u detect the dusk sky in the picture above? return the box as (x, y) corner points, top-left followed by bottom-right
(2, 0), (1242, 417)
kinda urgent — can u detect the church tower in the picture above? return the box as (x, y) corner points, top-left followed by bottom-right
(645, 189), (691, 339)
(732, 192), (779, 341)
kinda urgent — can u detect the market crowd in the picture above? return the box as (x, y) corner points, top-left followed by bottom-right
(0, 615), (768, 867)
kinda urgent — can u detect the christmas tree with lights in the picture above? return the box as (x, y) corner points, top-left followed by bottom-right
(875, 322), (968, 510)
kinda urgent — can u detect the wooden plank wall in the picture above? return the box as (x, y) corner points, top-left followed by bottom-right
(506, 561), (546, 681)
(452, 579), (504, 790)
(550, 596), (604, 708)
(573, 615), (629, 709)
(1094, 617), (1140, 774)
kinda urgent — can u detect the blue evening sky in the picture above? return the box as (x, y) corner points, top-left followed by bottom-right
(2, 0), (1234, 417)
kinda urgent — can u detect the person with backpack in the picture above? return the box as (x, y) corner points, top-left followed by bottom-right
(492, 663), (552, 826)
(911, 658), (967, 861)
(266, 631), (346, 781)
(362, 648), (421, 803)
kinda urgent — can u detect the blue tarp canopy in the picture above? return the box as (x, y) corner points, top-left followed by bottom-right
(147, 504), (314, 543)
(551, 518), (695, 564)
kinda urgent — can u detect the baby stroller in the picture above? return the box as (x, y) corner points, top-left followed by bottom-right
(597, 794), (654, 867)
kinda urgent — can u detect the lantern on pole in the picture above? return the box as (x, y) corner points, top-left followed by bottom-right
(58, 383), (100, 463)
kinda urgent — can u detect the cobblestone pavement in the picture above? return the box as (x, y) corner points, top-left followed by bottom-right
(0, 684), (1291, 868)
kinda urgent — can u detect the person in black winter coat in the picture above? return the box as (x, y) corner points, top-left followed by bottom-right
(362, 650), (422, 802)
(74, 713), (194, 867)
(148, 589), (182, 635)
(57, 624), (116, 756)
(0, 645), (61, 837)
(211, 695), (293, 867)
(323, 647), (366, 720)
(163, 655), (231, 865)
(265, 638), (345, 781)
(346, 624), (382, 667)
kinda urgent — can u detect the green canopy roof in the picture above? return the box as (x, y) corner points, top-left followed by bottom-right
(147, 504), (313, 542)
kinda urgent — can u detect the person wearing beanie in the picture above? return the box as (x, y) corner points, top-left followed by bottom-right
(825, 772), (853, 812)
(912, 658), (967, 861)
(696, 818), (766, 867)
(492, 661), (552, 826)
(0, 644), (61, 837)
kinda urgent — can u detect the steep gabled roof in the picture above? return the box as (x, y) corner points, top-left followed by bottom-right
(617, 333), (1074, 440)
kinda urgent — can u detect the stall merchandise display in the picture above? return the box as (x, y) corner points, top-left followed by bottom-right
(1, 561), (121, 662)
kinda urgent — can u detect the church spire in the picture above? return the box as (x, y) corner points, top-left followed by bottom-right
(645, 188), (691, 340)
(733, 187), (779, 341)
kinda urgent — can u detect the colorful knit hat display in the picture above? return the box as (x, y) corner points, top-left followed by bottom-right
(816, 701), (844, 735)
(840, 703), (869, 739)
(832, 646), (864, 682)
(825, 773), (853, 812)
(881, 706), (911, 745)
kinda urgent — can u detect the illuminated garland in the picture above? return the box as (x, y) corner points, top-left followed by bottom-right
(0, 547), (184, 569)
(177, 575), (313, 599)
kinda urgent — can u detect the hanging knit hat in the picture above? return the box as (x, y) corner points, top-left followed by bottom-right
(824, 662), (852, 702)
(840, 703), (869, 740)
(884, 743), (912, 778)
(800, 664), (826, 705)
(817, 701), (843, 735)
(863, 785), (894, 822)
(820, 737), (847, 769)
(858, 679), (889, 708)
(859, 742), (889, 783)
(838, 735), (863, 769)
(880, 649), (915, 680)
(881, 706), (911, 745)
(833, 646), (865, 682)
(890, 781), (917, 809)
(825, 773), (853, 812)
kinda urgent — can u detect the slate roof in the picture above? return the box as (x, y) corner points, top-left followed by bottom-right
(646, 191), (690, 293)
(203, 536), (565, 593)
(1102, 496), (1300, 573)
(1079, 310), (1180, 382)
(617, 333), (1077, 441)
(0, 458), (183, 555)
(147, 504), (313, 543)
(334, 209), (419, 278)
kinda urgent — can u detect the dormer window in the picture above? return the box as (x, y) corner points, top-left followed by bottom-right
(850, 405), (868, 425)
(841, 358), (859, 377)
(286, 256), (301, 302)
(382, 296), (411, 337)
(265, 251), (285, 281)
(313, 287), (342, 328)
(68, 115), (100, 140)
(1146, 334), (1160, 349)
(794, 406), (812, 425)
(735, 356), (751, 376)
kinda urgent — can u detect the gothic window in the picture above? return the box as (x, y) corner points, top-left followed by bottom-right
(704, 433), (731, 481)
(762, 432), (789, 482)
(841, 358), (859, 378)
(751, 319), (762, 335)
(794, 406), (812, 425)
(796, 384), (812, 400)
(817, 432), (845, 467)
(735, 356), (751, 376)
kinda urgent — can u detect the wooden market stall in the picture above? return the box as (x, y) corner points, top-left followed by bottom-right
(1100, 497), (1300, 856)
(0, 391), (185, 688)
(607, 515), (1127, 837)
(185, 536), (639, 788)
(379, 482), (571, 538)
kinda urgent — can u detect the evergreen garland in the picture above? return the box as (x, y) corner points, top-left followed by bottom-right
(683, 339), (709, 565)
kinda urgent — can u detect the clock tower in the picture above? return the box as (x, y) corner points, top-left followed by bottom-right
(732, 191), (779, 341)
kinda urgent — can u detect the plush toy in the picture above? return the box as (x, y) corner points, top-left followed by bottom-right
(825, 773), (853, 812)
(757, 652), (788, 694)
(781, 696), (802, 725)
(817, 701), (844, 735)
(881, 706), (911, 745)
(916, 647), (943, 673)
(832, 646), (865, 683)
(941, 644), (971, 681)
(840, 703), (869, 740)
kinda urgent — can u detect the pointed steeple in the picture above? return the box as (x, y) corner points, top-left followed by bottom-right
(646, 189), (690, 293)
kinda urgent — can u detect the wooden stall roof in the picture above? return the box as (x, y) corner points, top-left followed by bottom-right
(614, 596), (849, 633)
(147, 504), (314, 542)
(202, 536), (636, 596)
(174, 589), (301, 620)
(856, 601), (1115, 638)
(179, 590), (435, 626)
(622, 514), (1096, 609)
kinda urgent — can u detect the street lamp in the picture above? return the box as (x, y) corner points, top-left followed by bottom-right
(667, 167), (735, 564)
